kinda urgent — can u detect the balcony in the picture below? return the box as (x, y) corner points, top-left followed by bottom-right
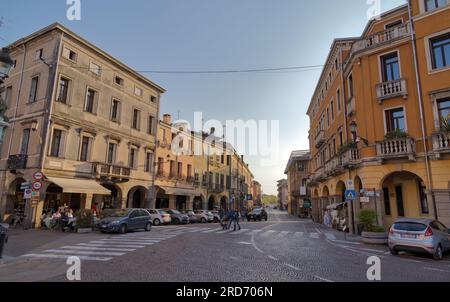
(432, 132), (450, 158)
(346, 96), (355, 116)
(376, 78), (407, 102)
(93, 162), (131, 182)
(310, 167), (326, 183)
(315, 130), (325, 148)
(341, 148), (360, 167)
(376, 137), (415, 161)
(7, 154), (28, 171)
(351, 23), (411, 55)
(324, 156), (343, 176)
(210, 183), (224, 193)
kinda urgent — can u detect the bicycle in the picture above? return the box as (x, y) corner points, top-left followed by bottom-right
(10, 210), (26, 229)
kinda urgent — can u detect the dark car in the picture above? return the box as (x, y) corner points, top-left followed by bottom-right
(167, 209), (189, 225)
(98, 209), (152, 234)
(246, 208), (268, 222)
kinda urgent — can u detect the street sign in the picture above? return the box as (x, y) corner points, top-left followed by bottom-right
(24, 189), (32, 199)
(33, 172), (44, 181)
(20, 182), (31, 190)
(32, 181), (42, 191)
(360, 197), (370, 203)
(31, 191), (39, 198)
(345, 190), (357, 201)
(346, 180), (354, 190)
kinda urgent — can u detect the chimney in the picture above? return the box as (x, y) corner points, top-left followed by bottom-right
(163, 114), (172, 124)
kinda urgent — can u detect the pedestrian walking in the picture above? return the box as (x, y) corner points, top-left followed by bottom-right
(231, 210), (241, 232)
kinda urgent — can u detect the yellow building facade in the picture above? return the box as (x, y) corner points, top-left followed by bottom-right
(307, 2), (450, 233)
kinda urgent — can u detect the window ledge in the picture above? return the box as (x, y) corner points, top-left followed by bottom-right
(428, 66), (450, 75)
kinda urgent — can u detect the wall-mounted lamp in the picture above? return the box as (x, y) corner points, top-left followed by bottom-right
(350, 121), (369, 146)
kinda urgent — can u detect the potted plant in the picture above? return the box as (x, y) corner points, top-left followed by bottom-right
(75, 209), (94, 233)
(384, 129), (408, 140)
(440, 115), (450, 133)
(357, 208), (388, 245)
(337, 141), (357, 155)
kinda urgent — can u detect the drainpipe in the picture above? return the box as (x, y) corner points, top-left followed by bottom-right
(40, 33), (63, 171)
(150, 96), (161, 209)
(407, 0), (437, 220)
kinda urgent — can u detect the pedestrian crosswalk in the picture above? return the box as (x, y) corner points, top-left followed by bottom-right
(21, 225), (343, 263)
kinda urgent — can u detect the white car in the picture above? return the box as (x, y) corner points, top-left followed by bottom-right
(155, 209), (172, 225)
(146, 209), (165, 226)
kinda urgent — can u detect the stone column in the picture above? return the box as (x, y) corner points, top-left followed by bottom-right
(186, 196), (194, 211)
(84, 193), (94, 210)
(169, 195), (176, 210)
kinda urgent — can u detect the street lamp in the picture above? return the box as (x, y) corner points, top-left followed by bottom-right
(349, 121), (368, 146)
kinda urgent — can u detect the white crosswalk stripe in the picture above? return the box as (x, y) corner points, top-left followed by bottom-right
(202, 227), (223, 233)
(310, 233), (320, 239)
(60, 246), (136, 252)
(294, 232), (304, 237)
(23, 254), (112, 261)
(97, 240), (156, 245)
(230, 229), (250, 235)
(277, 231), (289, 238)
(325, 233), (336, 240)
(261, 230), (276, 237)
(247, 230), (262, 236)
(77, 243), (145, 248)
(43, 249), (126, 256)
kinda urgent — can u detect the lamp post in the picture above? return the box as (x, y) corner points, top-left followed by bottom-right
(0, 48), (14, 147)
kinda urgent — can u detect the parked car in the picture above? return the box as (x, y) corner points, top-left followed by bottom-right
(209, 210), (221, 223)
(146, 209), (164, 226)
(194, 210), (214, 223)
(184, 210), (201, 223)
(389, 218), (450, 260)
(155, 209), (172, 225)
(167, 209), (189, 225)
(246, 208), (268, 222)
(98, 209), (152, 234)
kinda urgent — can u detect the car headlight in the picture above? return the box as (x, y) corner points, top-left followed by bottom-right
(109, 221), (121, 226)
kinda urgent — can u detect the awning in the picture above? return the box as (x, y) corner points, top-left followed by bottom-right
(158, 186), (201, 197)
(47, 177), (111, 195)
(327, 202), (345, 210)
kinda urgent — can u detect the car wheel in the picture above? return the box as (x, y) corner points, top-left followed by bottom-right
(119, 224), (127, 234)
(153, 219), (161, 226)
(201, 218), (207, 223)
(433, 245), (443, 261)
(173, 218), (180, 225)
(145, 223), (151, 232)
(247, 219), (251, 222)
(213, 218), (219, 223)
(389, 248), (398, 256)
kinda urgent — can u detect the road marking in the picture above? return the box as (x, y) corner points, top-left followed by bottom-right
(294, 232), (304, 237)
(238, 242), (253, 245)
(230, 229), (250, 235)
(115, 236), (171, 241)
(247, 230), (262, 236)
(186, 227), (206, 232)
(284, 263), (300, 270)
(324, 233), (336, 240)
(60, 246), (136, 252)
(314, 227), (323, 234)
(43, 249), (125, 256)
(309, 233), (320, 239)
(424, 267), (450, 273)
(22, 254), (112, 261)
(356, 248), (388, 254)
(267, 255), (279, 261)
(216, 229), (232, 234)
(202, 227), (223, 233)
(103, 238), (161, 242)
(330, 239), (361, 245)
(314, 275), (334, 282)
(261, 230), (276, 237)
(277, 231), (289, 238)
(77, 243), (145, 249)
(94, 240), (155, 246)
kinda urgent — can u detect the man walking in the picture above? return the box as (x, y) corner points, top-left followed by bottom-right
(231, 210), (241, 232)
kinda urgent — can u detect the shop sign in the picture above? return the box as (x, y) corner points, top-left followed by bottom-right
(360, 197), (370, 203)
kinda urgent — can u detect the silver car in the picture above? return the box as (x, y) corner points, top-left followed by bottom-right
(194, 210), (214, 223)
(146, 209), (164, 226)
(389, 218), (450, 260)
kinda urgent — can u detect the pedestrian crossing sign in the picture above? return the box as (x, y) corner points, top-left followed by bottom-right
(345, 190), (356, 201)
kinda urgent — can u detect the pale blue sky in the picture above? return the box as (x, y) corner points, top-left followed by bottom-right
(1, 0), (406, 194)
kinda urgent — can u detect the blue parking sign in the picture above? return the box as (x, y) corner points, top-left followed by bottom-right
(345, 190), (356, 201)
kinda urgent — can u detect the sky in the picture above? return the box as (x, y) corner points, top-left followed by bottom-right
(0, 0), (406, 195)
